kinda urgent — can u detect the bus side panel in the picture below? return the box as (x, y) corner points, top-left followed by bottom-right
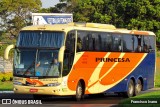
(106, 52), (155, 93)
(146, 52), (155, 89)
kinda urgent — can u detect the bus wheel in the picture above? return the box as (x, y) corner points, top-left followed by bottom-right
(125, 79), (134, 98)
(134, 79), (142, 96)
(75, 82), (83, 101)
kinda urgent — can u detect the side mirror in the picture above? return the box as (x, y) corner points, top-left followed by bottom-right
(4, 44), (15, 60)
(58, 46), (65, 62)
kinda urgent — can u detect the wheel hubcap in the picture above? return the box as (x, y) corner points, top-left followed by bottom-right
(136, 83), (142, 93)
(77, 86), (82, 98)
(129, 83), (133, 95)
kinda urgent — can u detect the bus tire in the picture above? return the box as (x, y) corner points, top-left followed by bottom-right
(125, 79), (134, 98)
(75, 81), (84, 101)
(134, 79), (142, 96)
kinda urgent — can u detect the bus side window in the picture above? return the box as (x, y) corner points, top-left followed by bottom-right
(77, 31), (87, 52)
(133, 35), (138, 52)
(123, 34), (133, 52)
(88, 34), (93, 51)
(112, 34), (122, 52)
(63, 31), (75, 76)
(77, 37), (82, 52)
(100, 33), (112, 52)
(143, 36), (149, 53)
(98, 34), (102, 51)
(135, 35), (142, 52)
(148, 35), (155, 52)
(83, 33), (93, 51)
(65, 33), (75, 53)
(92, 33), (101, 51)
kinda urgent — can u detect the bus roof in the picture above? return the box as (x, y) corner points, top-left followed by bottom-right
(21, 23), (156, 36)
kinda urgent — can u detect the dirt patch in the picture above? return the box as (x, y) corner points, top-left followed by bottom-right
(157, 57), (160, 62)
(157, 57), (160, 72)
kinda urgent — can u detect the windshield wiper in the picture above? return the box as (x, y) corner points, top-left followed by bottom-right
(23, 61), (35, 76)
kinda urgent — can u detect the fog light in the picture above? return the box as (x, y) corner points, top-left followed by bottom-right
(13, 88), (18, 91)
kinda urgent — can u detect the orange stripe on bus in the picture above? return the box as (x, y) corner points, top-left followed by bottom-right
(26, 78), (43, 86)
(100, 53), (145, 85)
(87, 52), (123, 92)
(67, 52), (107, 91)
(99, 53), (121, 79)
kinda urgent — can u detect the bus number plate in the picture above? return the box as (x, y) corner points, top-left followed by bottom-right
(30, 89), (38, 92)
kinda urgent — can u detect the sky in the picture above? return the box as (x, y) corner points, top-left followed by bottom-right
(40, 0), (60, 8)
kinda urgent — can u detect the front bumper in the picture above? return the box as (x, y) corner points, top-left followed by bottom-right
(13, 85), (75, 96)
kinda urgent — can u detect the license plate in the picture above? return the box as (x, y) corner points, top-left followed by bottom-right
(30, 89), (38, 92)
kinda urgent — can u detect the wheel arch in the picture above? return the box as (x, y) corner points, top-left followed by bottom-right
(126, 76), (136, 90)
(78, 79), (85, 95)
(124, 76), (136, 98)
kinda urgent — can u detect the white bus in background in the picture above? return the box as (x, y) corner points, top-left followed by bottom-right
(32, 13), (73, 25)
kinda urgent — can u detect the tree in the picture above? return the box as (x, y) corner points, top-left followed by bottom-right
(58, 0), (111, 23)
(0, 0), (42, 40)
(40, 7), (61, 13)
(58, 0), (160, 41)
(125, 0), (160, 41)
(98, 0), (160, 41)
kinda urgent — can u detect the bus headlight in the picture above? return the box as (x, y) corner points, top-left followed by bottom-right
(47, 83), (61, 87)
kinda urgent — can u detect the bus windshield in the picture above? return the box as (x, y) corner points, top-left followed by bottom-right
(14, 31), (64, 77)
(17, 31), (64, 48)
(14, 49), (60, 77)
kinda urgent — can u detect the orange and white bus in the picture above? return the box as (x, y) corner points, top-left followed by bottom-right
(4, 23), (156, 101)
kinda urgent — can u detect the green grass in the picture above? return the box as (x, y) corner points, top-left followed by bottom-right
(157, 51), (160, 57)
(0, 81), (13, 91)
(119, 91), (160, 107)
(0, 72), (13, 91)
(0, 72), (13, 81)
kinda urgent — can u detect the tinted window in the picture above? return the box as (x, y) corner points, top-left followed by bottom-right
(111, 34), (122, 52)
(92, 33), (101, 51)
(100, 33), (112, 52)
(77, 31), (112, 52)
(149, 35), (155, 52)
(65, 31), (75, 53)
(77, 31), (87, 52)
(77, 31), (94, 51)
(123, 35), (133, 52)
(63, 31), (75, 76)
(133, 35), (138, 52)
(87, 34), (93, 51)
(134, 35), (143, 52)
(143, 36), (149, 52)
(17, 31), (64, 48)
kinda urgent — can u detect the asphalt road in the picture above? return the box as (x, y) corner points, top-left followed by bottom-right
(0, 88), (159, 107)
